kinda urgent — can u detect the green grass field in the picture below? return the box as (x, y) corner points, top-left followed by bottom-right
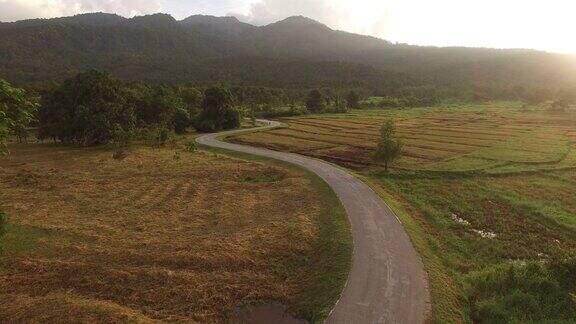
(229, 102), (576, 323)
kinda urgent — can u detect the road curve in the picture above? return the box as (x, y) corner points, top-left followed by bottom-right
(197, 120), (430, 324)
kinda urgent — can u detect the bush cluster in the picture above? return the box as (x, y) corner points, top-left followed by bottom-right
(35, 71), (243, 145)
(37, 71), (192, 145)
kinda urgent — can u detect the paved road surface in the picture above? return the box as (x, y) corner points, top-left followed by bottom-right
(197, 120), (430, 324)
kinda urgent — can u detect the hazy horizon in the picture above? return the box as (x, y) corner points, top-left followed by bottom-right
(1, 0), (575, 54)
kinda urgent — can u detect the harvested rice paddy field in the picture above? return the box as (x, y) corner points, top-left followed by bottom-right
(0, 141), (351, 323)
(229, 102), (576, 323)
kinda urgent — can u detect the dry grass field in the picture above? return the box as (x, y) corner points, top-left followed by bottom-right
(0, 141), (351, 322)
(229, 102), (576, 323)
(231, 102), (576, 173)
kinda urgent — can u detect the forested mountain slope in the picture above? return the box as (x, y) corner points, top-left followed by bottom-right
(1, 12), (575, 95)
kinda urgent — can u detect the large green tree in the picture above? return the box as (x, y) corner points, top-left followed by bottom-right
(38, 70), (136, 145)
(373, 119), (403, 171)
(0, 79), (37, 153)
(195, 87), (240, 132)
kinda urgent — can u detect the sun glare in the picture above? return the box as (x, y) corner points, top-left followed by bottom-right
(332, 0), (576, 53)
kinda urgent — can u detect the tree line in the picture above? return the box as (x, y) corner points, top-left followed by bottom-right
(4, 69), (572, 157)
(0, 71), (368, 150)
(36, 70), (246, 145)
(0, 70), (434, 172)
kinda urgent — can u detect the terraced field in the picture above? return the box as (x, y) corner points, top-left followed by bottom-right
(229, 103), (576, 173)
(228, 103), (576, 323)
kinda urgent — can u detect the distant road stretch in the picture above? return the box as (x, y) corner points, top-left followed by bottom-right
(197, 120), (430, 323)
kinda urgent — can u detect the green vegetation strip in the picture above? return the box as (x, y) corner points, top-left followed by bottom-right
(369, 169), (576, 323)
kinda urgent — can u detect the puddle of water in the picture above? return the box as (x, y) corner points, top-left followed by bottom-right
(230, 304), (308, 324)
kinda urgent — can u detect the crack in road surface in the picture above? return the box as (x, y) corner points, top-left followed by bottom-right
(197, 120), (431, 324)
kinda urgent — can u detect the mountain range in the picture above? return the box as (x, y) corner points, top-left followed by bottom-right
(1, 12), (575, 95)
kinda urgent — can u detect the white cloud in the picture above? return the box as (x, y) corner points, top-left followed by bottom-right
(0, 0), (162, 22)
(234, 0), (341, 25)
(231, 0), (393, 39)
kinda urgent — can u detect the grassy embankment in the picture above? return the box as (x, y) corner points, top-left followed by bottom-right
(229, 102), (576, 323)
(0, 137), (351, 323)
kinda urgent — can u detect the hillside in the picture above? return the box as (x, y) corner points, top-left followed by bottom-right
(1, 12), (575, 93)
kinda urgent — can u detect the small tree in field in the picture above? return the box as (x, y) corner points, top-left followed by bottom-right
(373, 119), (403, 171)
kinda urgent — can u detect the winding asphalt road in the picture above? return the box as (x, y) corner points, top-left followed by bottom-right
(197, 120), (430, 324)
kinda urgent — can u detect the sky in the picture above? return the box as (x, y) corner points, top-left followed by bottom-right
(1, 0), (575, 53)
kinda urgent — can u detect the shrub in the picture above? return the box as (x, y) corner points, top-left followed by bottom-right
(185, 140), (198, 153)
